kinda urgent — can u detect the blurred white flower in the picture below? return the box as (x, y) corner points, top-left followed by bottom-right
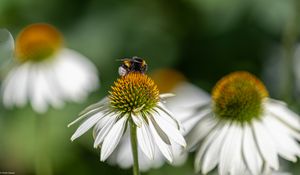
(69, 72), (186, 163)
(108, 69), (210, 171)
(0, 29), (14, 68)
(187, 71), (300, 175)
(1, 23), (99, 113)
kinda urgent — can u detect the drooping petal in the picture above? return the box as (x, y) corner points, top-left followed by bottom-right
(229, 125), (245, 175)
(2, 66), (18, 107)
(148, 118), (173, 162)
(132, 113), (143, 127)
(186, 113), (218, 150)
(264, 115), (300, 161)
(68, 106), (108, 128)
(156, 102), (181, 129)
(53, 49), (99, 102)
(219, 124), (240, 175)
(152, 111), (186, 147)
(137, 119), (155, 160)
(94, 113), (119, 148)
(0, 29), (14, 62)
(100, 116), (127, 161)
(79, 97), (108, 116)
(201, 122), (229, 174)
(148, 116), (171, 145)
(266, 99), (300, 131)
(30, 65), (49, 113)
(71, 112), (105, 141)
(12, 63), (30, 108)
(243, 124), (263, 175)
(194, 123), (226, 173)
(30, 63), (65, 113)
(252, 120), (279, 170)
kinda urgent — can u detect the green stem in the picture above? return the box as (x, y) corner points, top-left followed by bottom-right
(130, 121), (140, 175)
(35, 113), (52, 175)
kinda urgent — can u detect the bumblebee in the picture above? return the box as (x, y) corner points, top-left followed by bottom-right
(118, 56), (148, 76)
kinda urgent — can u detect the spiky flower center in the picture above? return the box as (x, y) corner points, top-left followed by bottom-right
(109, 72), (160, 114)
(15, 23), (63, 62)
(212, 71), (269, 123)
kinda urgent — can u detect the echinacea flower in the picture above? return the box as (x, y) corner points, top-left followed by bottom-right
(1, 23), (99, 113)
(69, 70), (186, 164)
(187, 71), (300, 175)
(108, 68), (210, 171)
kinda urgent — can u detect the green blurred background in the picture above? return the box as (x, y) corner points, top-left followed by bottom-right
(1, 0), (300, 174)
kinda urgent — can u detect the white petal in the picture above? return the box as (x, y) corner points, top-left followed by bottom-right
(267, 114), (300, 142)
(264, 115), (300, 161)
(148, 119), (173, 162)
(29, 65), (48, 113)
(93, 112), (112, 137)
(252, 120), (279, 170)
(156, 103), (181, 129)
(266, 99), (300, 131)
(229, 125), (244, 175)
(219, 124), (240, 175)
(243, 124), (263, 175)
(79, 97), (108, 116)
(167, 82), (210, 108)
(151, 112), (186, 147)
(2, 65), (29, 108)
(30, 63), (65, 113)
(194, 123), (226, 173)
(170, 142), (188, 166)
(101, 117), (127, 161)
(68, 100), (108, 127)
(12, 63), (30, 107)
(149, 115), (171, 145)
(137, 120), (155, 160)
(113, 130), (133, 168)
(71, 112), (104, 141)
(52, 49), (99, 102)
(0, 29), (14, 61)
(159, 93), (175, 99)
(186, 114), (218, 150)
(94, 113), (118, 148)
(164, 82), (210, 130)
(180, 107), (211, 135)
(201, 123), (229, 174)
(132, 113), (143, 127)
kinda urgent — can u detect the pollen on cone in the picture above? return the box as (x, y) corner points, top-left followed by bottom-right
(109, 72), (160, 113)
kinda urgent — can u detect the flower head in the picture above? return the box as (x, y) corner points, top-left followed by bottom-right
(212, 71), (268, 123)
(108, 69), (210, 171)
(187, 71), (300, 175)
(1, 23), (99, 113)
(69, 63), (186, 163)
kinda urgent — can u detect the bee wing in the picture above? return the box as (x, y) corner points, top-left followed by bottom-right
(0, 29), (14, 65)
(118, 66), (127, 76)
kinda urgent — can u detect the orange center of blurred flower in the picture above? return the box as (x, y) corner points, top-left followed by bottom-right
(212, 71), (269, 123)
(15, 23), (63, 62)
(150, 69), (186, 93)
